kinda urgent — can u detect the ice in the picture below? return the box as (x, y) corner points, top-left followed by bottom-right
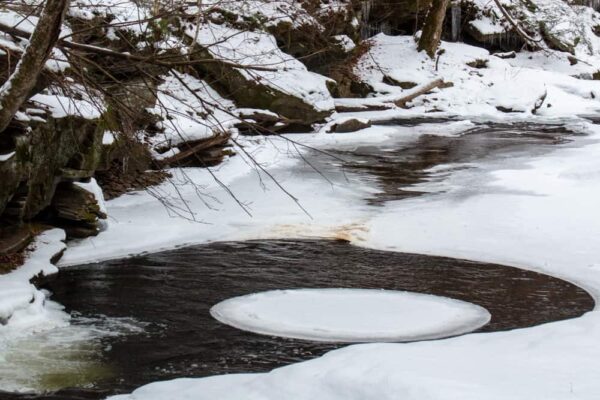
(0, 230), (67, 336)
(106, 114), (600, 400)
(211, 289), (490, 343)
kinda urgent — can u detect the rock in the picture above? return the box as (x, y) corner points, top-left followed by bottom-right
(328, 118), (372, 133)
(157, 133), (232, 168)
(465, 20), (524, 52)
(0, 225), (33, 255)
(361, 0), (433, 37)
(0, 112), (104, 222)
(203, 1), (358, 72)
(49, 182), (107, 238)
(383, 74), (419, 89)
(496, 106), (525, 113)
(466, 59), (489, 69)
(493, 51), (517, 59)
(235, 109), (291, 135)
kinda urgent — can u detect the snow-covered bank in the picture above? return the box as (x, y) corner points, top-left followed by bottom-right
(106, 118), (600, 400)
(59, 128), (393, 266)
(0, 230), (68, 339)
(354, 34), (600, 119)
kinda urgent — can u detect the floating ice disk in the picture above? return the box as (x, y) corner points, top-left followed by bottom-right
(210, 289), (491, 343)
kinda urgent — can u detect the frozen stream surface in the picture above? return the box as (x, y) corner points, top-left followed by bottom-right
(2, 120), (599, 400)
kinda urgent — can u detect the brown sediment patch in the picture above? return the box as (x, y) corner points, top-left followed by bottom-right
(268, 222), (370, 243)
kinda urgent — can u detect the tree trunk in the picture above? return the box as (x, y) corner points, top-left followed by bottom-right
(418, 0), (451, 58)
(0, 0), (69, 134)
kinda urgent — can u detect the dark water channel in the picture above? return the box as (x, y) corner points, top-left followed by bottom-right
(5, 239), (594, 400)
(3, 122), (594, 400)
(333, 122), (579, 203)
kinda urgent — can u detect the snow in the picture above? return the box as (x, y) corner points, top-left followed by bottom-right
(186, 23), (335, 113)
(105, 116), (600, 400)
(59, 131), (379, 265)
(0, 230), (68, 341)
(354, 34), (600, 118)
(0, 9), (71, 72)
(200, 0), (316, 28)
(5, 3), (600, 398)
(74, 178), (108, 216)
(30, 84), (103, 120)
(0, 152), (15, 162)
(469, 0), (600, 58)
(146, 73), (238, 156)
(69, 0), (150, 35)
(333, 35), (356, 52)
(469, 15), (508, 35)
(211, 289), (491, 342)
(102, 131), (116, 146)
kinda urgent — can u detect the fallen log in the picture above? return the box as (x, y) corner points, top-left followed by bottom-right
(334, 79), (449, 112)
(394, 78), (447, 108)
(334, 102), (393, 113)
(157, 132), (231, 167)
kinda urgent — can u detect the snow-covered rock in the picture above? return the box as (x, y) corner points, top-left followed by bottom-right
(185, 23), (335, 124)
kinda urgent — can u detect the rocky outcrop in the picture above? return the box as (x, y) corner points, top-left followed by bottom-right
(328, 117), (372, 133)
(0, 111), (106, 236)
(185, 23), (335, 125)
(49, 182), (107, 238)
(463, 0), (600, 56)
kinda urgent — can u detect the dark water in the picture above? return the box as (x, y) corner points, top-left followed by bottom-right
(6, 239), (593, 400)
(333, 122), (579, 203)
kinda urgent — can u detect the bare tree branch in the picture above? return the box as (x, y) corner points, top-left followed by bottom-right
(0, 0), (69, 134)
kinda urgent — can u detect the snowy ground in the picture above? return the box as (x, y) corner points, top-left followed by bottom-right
(351, 34), (600, 120)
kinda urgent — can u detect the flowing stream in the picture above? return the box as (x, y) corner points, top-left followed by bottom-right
(2, 122), (595, 399)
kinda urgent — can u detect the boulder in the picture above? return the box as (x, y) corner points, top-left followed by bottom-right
(49, 182), (107, 238)
(383, 74), (419, 89)
(0, 108), (104, 227)
(328, 117), (372, 133)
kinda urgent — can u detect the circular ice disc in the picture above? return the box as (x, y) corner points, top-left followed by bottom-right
(210, 288), (491, 343)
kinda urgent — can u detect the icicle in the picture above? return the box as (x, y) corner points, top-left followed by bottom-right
(450, 2), (462, 42)
(361, 0), (372, 23)
(381, 22), (392, 35)
(360, 0), (374, 39)
(360, 0), (394, 39)
(588, 0), (600, 11)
